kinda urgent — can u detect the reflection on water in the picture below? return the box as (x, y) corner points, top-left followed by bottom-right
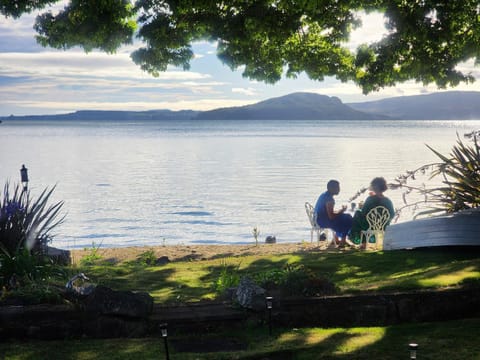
(1, 119), (478, 249)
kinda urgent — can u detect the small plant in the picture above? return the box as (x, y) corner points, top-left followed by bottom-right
(213, 259), (241, 294)
(136, 249), (156, 266)
(252, 226), (260, 246)
(80, 242), (103, 266)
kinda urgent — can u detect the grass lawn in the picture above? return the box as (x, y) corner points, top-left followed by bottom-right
(74, 246), (480, 304)
(1, 245), (480, 359)
(1, 318), (479, 359)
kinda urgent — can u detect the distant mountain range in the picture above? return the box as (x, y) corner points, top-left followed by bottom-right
(3, 91), (480, 121)
(348, 91), (480, 120)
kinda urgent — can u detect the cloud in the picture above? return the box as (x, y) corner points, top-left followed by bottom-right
(0, 50), (234, 115)
(0, 52), (213, 80)
(347, 11), (389, 51)
(232, 87), (258, 96)
(2, 97), (258, 113)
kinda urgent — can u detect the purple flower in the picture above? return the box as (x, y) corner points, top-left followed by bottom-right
(4, 201), (24, 220)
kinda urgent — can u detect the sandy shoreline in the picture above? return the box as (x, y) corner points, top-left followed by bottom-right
(69, 241), (336, 264)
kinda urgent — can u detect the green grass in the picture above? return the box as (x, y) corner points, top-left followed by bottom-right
(2, 247), (480, 359)
(1, 318), (479, 359)
(74, 247), (480, 304)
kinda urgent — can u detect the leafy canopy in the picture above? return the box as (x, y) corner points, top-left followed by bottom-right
(3, 1), (480, 93)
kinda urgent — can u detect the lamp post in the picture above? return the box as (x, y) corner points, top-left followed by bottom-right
(159, 323), (170, 360)
(409, 343), (418, 359)
(20, 164), (29, 192)
(265, 296), (273, 336)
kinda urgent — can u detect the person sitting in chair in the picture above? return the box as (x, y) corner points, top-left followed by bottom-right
(315, 179), (353, 248)
(350, 177), (395, 248)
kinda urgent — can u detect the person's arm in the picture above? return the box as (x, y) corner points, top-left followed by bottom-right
(325, 200), (335, 219)
(326, 200), (346, 219)
(386, 198), (396, 221)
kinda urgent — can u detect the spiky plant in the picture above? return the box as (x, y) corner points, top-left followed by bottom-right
(427, 131), (480, 212)
(350, 130), (480, 220)
(0, 182), (65, 287)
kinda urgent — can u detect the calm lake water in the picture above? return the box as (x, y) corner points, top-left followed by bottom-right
(1, 119), (479, 249)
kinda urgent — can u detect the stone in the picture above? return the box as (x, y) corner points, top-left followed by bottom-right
(235, 277), (266, 311)
(45, 246), (71, 265)
(265, 235), (276, 244)
(84, 315), (149, 338)
(83, 286), (154, 318)
(155, 256), (170, 266)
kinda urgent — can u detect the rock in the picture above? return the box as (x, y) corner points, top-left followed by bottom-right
(265, 235), (276, 244)
(155, 256), (170, 266)
(223, 287), (237, 301)
(235, 277), (266, 311)
(45, 246), (71, 265)
(84, 286), (154, 318)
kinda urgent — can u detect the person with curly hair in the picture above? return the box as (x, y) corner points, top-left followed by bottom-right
(350, 177), (395, 249)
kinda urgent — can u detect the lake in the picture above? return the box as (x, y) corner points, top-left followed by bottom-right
(1, 119), (479, 250)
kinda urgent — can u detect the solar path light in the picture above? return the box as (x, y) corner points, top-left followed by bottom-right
(409, 343), (418, 359)
(265, 296), (273, 335)
(159, 323), (170, 360)
(20, 164), (29, 192)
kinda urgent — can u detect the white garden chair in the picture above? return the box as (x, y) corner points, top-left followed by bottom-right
(360, 206), (391, 250)
(305, 202), (334, 246)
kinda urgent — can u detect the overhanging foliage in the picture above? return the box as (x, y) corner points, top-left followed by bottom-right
(2, 1), (480, 93)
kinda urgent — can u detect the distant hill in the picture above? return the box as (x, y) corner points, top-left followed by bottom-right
(1, 109), (198, 121)
(348, 91), (480, 120)
(196, 92), (386, 120)
(3, 91), (480, 121)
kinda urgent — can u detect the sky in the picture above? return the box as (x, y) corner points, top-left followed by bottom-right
(2, 8), (480, 116)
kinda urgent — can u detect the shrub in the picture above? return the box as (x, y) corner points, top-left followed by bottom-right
(136, 249), (156, 266)
(254, 263), (336, 297)
(351, 130), (480, 219)
(427, 131), (480, 212)
(0, 182), (65, 288)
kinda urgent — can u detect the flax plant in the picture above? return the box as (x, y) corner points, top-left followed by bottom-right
(350, 130), (480, 220)
(0, 182), (65, 288)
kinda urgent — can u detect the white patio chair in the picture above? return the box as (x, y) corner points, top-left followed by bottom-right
(360, 206), (391, 250)
(305, 202), (333, 246)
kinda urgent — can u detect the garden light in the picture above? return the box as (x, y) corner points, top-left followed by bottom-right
(159, 323), (170, 360)
(265, 296), (273, 335)
(20, 164), (28, 191)
(409, 343), (418, 359)
(266, 296), (273, 309)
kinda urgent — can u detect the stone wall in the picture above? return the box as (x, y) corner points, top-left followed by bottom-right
(1, 287), (479, 340)
(272, 287), (480, 328)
